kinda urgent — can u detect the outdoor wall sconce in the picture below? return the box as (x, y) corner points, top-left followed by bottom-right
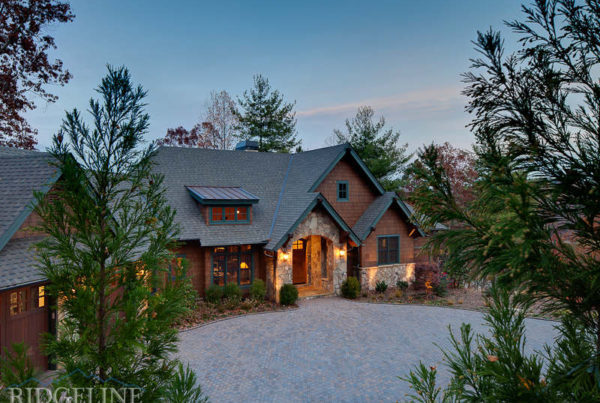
(281, 252), (290, 261)
(337, 249), (346, 257)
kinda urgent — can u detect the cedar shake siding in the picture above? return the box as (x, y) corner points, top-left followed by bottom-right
(360, 206), (415, 267)
(315, 156), (378, 227)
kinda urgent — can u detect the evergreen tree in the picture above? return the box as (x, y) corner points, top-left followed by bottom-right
(34, 66), (197, 400)
(335, 106), (410, 191)
(404, 0), (600, 398)
(233, 74), (300, 152)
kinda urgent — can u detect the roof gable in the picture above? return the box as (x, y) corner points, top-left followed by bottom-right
(353, 192), (425, 240)
(308, 144), (385, 195)
(0, 151), (60, 252)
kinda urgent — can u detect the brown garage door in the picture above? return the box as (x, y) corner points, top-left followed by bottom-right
(1, 284), (51, 370)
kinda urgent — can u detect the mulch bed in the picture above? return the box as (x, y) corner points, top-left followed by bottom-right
(178, 299), (295, 330)
(356, 287), (560, 321)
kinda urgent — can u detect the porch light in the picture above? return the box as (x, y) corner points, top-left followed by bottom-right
(339, 249), (346, 257)
(281, 252), (290, 261)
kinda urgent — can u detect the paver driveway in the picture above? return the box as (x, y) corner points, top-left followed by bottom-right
(177, 297), (558, 403)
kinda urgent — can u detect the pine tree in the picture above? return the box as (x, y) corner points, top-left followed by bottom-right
(34, 66), (196, 399)
(405, 0), (600, 398)
(335, 106), (410, 191)
(233, 74), (300, 152)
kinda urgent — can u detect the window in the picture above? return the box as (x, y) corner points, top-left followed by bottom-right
(10, 289), (26, 315)
(377, 235), (400, 265)
(337, 181), (349, 201)
(212, 245), (253, 286)
(210, 206), (250, 224)
(168, 255), (186, 282)
(33, 285), (45, 308)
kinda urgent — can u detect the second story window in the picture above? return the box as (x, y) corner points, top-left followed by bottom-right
(337, 181), (349, 201)
(210, 206), (250, 224)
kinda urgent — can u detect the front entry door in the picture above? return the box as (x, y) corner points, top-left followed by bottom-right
(292, 239), (307, 284)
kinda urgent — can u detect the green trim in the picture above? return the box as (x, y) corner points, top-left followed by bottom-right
(308, 145), (348, 193)
(308, 144), (385, 195)
(336, 180), (349, 202)
(209, 206), (251, 224)
(0, 169), (62, 253)
(360, 196), (426, 240)
(394, 199), (426, 237)
(348, 148), (385, 194)
(359, 198), (395, 240)
(271, 195), (361, 251)
(377, 234), (400, 265)
(210, 246), (254, 288)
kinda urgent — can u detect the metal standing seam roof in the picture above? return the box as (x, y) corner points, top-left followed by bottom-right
(186, 186), (260, 203)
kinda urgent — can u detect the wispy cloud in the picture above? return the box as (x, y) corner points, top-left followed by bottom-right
(297, 86), (464, 118)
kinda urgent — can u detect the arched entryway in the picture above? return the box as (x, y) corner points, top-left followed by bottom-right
(291, 235), (335, 297)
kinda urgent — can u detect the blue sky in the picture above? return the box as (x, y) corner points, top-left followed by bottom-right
(26, 0), (524, 152)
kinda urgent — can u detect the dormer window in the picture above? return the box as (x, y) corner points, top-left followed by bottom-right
(185, 185), (259, 225)
(210, 206), (250, 224)
(337, 180), (349, 201)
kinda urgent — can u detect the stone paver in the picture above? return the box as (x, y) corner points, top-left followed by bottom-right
(177, 297), (558, 402)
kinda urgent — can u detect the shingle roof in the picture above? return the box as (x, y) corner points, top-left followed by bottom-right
(0, 236), (46, 290)
(353, 192), (426, 240)
(0, 149), (59, 251)
(0, 148), (59, 290)
(353, 192), (398, 240)
(152, 144), (352, 248)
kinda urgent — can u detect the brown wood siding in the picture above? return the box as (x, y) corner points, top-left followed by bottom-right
(12, 211), (46, 239)
(0, 283), (50, 370)
(360, 207), (415, 267)
(315, 156), (379, 227)
(175, 242), (206, 297)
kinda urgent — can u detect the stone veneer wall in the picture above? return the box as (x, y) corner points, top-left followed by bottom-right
(359, 263), (416, 291)
(274, 208), (347, 302)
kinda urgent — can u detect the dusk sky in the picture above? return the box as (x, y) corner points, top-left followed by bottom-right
(26, 1), (524, 152)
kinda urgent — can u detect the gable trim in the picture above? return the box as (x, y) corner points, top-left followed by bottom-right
(359, 196), (426, 240)
(270, 195), (361, 251)
(308, 144), (385, 195)
(0, 169), (62, 253)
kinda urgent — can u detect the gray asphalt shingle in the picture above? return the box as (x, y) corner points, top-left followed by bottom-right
(0, 147), (58, 290)
(152, 144), (350, 249)
(352, 192), (397, 240)
(0, 148), (58, 244)
(0, 236), (45, 289)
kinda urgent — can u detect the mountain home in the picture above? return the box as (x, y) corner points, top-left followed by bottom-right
(152, 142), (425, 302)
(0, 142), (427, 368)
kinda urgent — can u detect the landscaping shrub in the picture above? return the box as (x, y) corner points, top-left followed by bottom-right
(163, 362), (209, 403)
(375, 280), (388, 293)
(413, 263), (441, 291)
(341, 277), (361, 299)
(434, 275), (448, 297)
(249, 279), (266, 301)
(205, 285), (223, 304)
(223, 283), (242, 302)
(396, 280), (409, 290)
(279, 284), (298, 306)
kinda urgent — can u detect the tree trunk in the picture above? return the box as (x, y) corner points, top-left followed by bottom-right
(98, 258), (106, 380)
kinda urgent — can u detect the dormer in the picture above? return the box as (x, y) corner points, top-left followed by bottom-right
(185, 186), (259, 225)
